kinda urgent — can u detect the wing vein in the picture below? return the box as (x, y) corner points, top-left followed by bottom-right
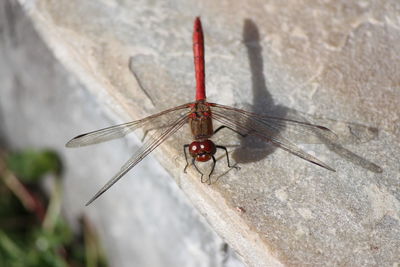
(85, 114), (188, 205)
(66, 103), (191, 147)
(211, 109), (335, 172)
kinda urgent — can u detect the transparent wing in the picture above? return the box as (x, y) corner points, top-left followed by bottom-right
(66, 103), (191, 147)
(210, 103), (335, 171)
(85, 114), (188, 205)
(210, 103), (338, 144)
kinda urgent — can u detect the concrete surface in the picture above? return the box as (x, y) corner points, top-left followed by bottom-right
(1, 0), (399, 266)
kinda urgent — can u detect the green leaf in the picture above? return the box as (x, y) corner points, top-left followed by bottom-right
(6, 150), (62, 182)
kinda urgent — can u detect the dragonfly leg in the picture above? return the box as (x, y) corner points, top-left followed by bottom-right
(205, 156), (217, 185)
(183, 144), (190, 173)
(216, 145), (240, 170)
(192, 158), (205, 182)
(213, 125), (247, 137)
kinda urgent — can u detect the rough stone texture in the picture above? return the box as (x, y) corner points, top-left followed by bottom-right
(1, 0), (399, 266)
(0, 1), (243, 267)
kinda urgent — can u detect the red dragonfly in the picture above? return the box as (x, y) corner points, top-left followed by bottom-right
(67, 18), (336, 205)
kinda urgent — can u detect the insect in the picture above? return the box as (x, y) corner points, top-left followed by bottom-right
(67, 17), (336, 205)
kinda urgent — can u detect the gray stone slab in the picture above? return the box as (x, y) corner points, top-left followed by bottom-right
(3, 0), (399, 266)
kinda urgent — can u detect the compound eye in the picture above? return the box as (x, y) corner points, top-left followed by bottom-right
(189, 141), (201, 156)
(196, 154), (211, 162)
(199, 140), (216, 154)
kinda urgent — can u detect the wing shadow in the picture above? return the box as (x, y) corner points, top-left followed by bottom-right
(230, 19), (382, 173)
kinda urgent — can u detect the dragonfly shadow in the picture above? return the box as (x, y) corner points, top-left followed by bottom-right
(231, 19), (287, 163)
(287, 111), (383, 173)
(230, 19), (382, 173)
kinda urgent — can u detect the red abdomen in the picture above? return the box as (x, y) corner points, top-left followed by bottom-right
(193, 17), (206, 101)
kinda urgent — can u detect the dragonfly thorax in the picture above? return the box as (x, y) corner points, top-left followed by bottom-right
(189, 101), (214, 140)
(189, 140), (216, 162)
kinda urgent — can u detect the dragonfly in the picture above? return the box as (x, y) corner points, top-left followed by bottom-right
(67, 17), (337, 205)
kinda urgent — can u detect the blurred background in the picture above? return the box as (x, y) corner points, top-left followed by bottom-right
(0, 1), (108, 266)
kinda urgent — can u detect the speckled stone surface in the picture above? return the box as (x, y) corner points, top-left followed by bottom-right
(2, 0), (399, 266)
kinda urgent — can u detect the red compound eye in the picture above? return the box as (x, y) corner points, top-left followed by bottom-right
(198, 140), (216, 154)
(197, 154), (212, 162)
(189, 141), (201, 157)
(189, 140), (216, 161)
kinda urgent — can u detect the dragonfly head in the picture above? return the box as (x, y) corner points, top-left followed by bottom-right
(189, 140), (216, 162)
